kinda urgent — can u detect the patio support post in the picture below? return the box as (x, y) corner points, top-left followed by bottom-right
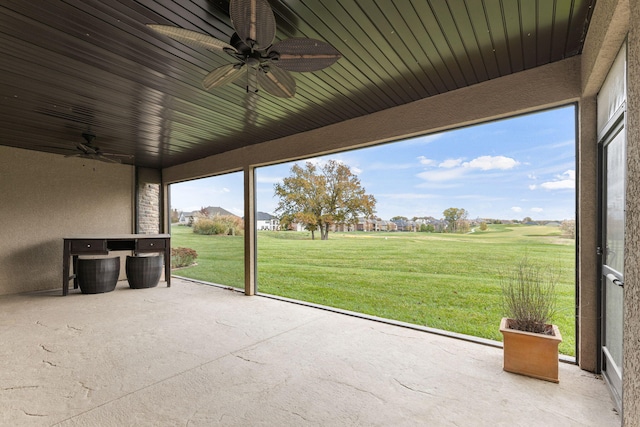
(577, 98), (599, 372)
(244, 165), (256, 296)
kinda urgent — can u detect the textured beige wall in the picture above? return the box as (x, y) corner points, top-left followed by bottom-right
(624, 1), (640, 424)
(582, 0), (630, 97)
(0, 146), (134, 295)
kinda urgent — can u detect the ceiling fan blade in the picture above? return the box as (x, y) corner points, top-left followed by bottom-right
(203, 63), (246, 89)
(269, 38), (342, 72)
(247, 65), (259, 93)
(229, 0), (276, 51)
(147, 24), (237, 54)
(102, 153), (134, 159)
(77, 142), (97, 155)
(90, 155), (120, 164)
(257, 65), (296, 98)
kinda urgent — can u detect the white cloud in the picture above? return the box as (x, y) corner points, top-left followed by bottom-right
(417, 156), (436, 166)
(417, 168), (466, 182)
(540, 170), (575, 190)
(439, 158), (463, 168)
(420, 133), (444, 144)
(352, 166), (363, 175)
(531, 207), (544, 213)
(528, 184), (537, 190)
(368, 161), (414, 170)
(257, 175), (284, 184)
(463, 155), (519, 170)
(541, 180), (574, 190)
(415, 182), (461, 189)
(301, 157), (322, 166)
(416, 154), (520, 184)
(511, 206), (522, 213)
(380, 192), (438, 200)
(404, 133), (445, 146)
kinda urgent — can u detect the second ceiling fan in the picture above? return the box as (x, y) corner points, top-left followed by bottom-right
(148, 0), (341, 98)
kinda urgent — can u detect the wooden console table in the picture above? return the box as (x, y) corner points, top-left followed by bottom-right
(62, 234), (171, 296)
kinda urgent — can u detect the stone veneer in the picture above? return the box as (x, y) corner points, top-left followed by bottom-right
(137, 168), (162, 234)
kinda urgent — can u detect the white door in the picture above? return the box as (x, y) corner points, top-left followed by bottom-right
(600, 120), (625, 409)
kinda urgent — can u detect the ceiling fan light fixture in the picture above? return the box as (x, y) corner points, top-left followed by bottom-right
(66, 130), (133, 164)
(81, 130), (96, 144)
(147, 0), (341, 99)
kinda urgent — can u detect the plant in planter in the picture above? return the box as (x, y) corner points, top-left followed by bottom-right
(500, 256), (562, 383)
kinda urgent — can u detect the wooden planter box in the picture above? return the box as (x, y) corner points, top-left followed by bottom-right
(500, 317), (562, 383)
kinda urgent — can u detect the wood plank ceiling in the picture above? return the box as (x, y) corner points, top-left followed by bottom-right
(0, 0), (594, 169)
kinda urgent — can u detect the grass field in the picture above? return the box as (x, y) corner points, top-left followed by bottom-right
(171, 224), (576, 356)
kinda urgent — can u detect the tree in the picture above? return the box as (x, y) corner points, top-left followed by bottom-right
(170, 208), (180, 224)
(442, 207), (469, 233)
(274, 160), (376, 240)
(560, 220), (575, 239)
(391, 216), (408, 221)
(479, 221), (488, 231)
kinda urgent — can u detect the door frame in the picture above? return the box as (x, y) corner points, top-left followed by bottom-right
(597, 111), (626, 412)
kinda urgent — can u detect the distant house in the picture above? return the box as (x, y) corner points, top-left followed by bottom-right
(356, 217), (375, 232)
(391, 219), (417, 232)
(282, 222), (306, 232)
(376, 219), (397, 231)
(256, 212), (279, 230)
(179, 206), (236, 225)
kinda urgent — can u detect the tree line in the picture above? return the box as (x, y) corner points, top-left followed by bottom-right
(172, 160), (576, 240)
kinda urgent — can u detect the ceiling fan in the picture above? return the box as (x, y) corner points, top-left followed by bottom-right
(66, 131), (133, 164)
(147, 0), (341, 98)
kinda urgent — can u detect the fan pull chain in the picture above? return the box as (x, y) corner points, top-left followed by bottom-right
(246, 66), (258, 94)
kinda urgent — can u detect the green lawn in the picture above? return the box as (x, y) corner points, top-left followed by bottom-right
(171, 223), (576, 356)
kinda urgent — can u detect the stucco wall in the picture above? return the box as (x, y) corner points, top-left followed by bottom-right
(625, 1), (640, 423)
(0, 146), (134, 295)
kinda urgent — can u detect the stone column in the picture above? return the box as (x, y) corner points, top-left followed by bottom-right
(136, 167), (162, 234)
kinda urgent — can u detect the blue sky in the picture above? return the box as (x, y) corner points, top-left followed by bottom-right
(171, 105), (576, 221)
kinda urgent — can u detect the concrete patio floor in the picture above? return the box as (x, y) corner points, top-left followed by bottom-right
(1, 278), (620, 426)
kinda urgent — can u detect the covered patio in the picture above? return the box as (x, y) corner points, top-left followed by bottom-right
(1, 278), (619, 426)
(2, 0), (640, 424)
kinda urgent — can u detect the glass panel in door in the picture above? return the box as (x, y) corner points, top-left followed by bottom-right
(601, 124), (625, 408)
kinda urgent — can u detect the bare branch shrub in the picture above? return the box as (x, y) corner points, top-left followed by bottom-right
(502, 257), (557, 334)
(193, 215), (244, 236)
(171, 247), (198, 268)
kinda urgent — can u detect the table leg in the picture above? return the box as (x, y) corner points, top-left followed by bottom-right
(165, 239), (171, 287)
(72, 255), (79, 289)
(62, 241), (70, 296)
